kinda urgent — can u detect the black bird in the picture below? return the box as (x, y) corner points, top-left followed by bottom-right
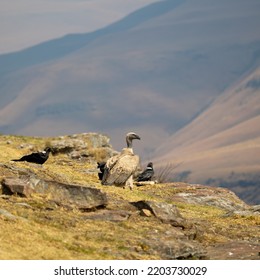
(97, 162), (106, 180)
(137, 162), (154, 182)
(12, 147), (52, 165)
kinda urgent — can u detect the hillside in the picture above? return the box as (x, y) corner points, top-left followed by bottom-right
(0, 0), (260, 156)
(153, 67), (260, 204)
(0, 134), (259, 260)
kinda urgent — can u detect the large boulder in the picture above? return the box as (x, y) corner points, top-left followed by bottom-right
(49, 133), (116, 161)
(1, 176), (108, 211)
(50, 139), (87, 154)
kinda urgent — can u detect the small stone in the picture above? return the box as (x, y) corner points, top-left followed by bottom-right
(140, 209), (152, 217)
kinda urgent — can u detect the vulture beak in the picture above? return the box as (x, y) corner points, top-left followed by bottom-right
(133, 133), (141, 140)
(127, 132), (141, 140)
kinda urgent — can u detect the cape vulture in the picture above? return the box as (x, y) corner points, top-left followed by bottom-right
(101, 132), (141, 190)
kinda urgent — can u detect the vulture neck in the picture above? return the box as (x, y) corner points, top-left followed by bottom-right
(126, 137), (133, 149)
(124, 137), (134, 154)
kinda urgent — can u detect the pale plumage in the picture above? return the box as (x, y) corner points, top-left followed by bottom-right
(101, 132), (141, 190)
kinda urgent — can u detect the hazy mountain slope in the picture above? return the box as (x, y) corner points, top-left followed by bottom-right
(153, 67), (260, 187)
(0, 0), (182, 76)
(0, 0), (260, 156)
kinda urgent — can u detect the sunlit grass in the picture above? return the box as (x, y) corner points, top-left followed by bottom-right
(0, 134), (259, 259)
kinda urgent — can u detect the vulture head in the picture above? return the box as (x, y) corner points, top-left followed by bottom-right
(126, 132), (141, 148)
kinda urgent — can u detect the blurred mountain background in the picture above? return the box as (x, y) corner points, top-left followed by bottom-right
(0, 0), (260, 203)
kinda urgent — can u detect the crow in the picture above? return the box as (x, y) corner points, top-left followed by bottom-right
(97, 161), (106, 180)
(137, 162), (154, 182)
(12, 147), (52, 164)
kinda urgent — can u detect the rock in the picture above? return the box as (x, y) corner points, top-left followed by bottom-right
(69, 150), (89, 159)
(0, 163), (36, 177)
(138, 237), (206, 260)
(50, 139), (87, 154)
(49, 133), (115, 161)
(207, 241), (260, 260)
(2, 177), (35, 197)
(132, 200), (188, 229)
(223, 209), (260, 217)
(158, 240), (207, 260)
(140, 209), (153, 217)
(50, 133), (112, 154)
(83, 210), (131, 222)
(1, 175), (108, 211)
(251, 205), (260, 212)
(169, 183), (248, 211)
(33, 179), (108, 210)
(82, 133), (111, 149)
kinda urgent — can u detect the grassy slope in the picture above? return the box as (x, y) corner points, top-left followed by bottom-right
(0, 135), (259, 259)
(153, 67), (260, 185)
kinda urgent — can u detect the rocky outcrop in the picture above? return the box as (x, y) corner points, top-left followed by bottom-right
(49, 133), (115, 159)
(50, 138), (87, 154)
(166, 183), (248, 211)
(2, 175), (108, 211)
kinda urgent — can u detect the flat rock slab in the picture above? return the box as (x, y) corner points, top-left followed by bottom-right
(2, 176), (108, 211)
(207, 241), (260, 260)
(34, 180), (108, 211)
(168, 183), (249, 211)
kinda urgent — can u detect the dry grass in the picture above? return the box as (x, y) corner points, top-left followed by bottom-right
(0, 134), (259, 260)
(154, 162), (182, 183)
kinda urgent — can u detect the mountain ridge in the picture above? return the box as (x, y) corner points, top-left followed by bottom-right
(0, 0), (260, 202)
(153, 66), (260, 203)
(0, 0), (182, 76)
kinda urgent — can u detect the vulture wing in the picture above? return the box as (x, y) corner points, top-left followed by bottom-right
(102, 151), (139, 186)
